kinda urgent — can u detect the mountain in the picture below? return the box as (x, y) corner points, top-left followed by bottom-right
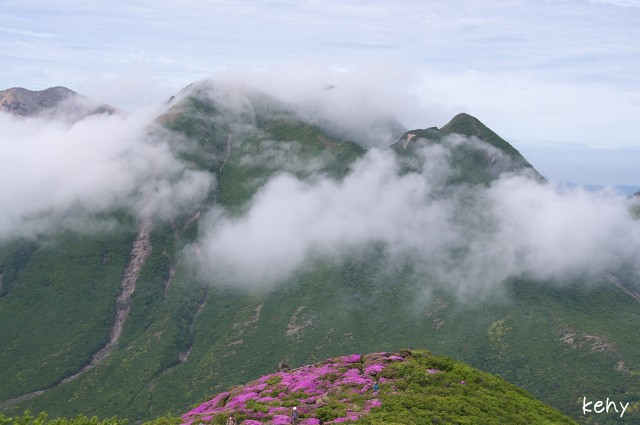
(181, 350), (577, 424)
(394, 112), (542, 185)
(0, 81), (639, 424)
(0, 86), (116, 120)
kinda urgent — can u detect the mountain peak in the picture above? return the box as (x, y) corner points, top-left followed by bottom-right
(396, 112), (541, 181)
(440, 112), (489, 136)
(0, 86), (116, 119)
(444, 112), (479, 124)
(440, 113), (538, 169)
(440, 112), (507, 144)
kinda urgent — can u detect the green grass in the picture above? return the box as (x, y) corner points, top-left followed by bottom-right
(0, 227), (135, 400)
(359, 350), (576, 425)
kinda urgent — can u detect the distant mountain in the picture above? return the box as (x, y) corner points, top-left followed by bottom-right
(0, 86), (116, 120)
(182, 350), (576, 424)
(0, 80), (638, 425)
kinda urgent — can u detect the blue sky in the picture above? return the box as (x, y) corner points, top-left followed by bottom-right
(1, 0), (639, 186)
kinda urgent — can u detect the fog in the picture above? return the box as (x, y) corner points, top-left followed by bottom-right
(205, 64), (435, 147)
(198, 133), (640, 297)
(1, 76), (638, 299)
(0, 105), (213, 239)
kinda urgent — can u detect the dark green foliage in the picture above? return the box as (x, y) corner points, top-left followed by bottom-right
(0, 229), (134, 400)
(0, 240), (39, 297)
(0, 412), (127, 425)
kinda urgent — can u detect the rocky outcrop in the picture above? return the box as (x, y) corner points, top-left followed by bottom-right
(63, 220), (153, 383)
(0, 86), (116, 119)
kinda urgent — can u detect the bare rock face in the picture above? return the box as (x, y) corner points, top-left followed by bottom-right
(0, 86), (116, 120)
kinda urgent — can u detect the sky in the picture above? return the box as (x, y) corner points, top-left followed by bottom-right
(1, 0), (639, 186)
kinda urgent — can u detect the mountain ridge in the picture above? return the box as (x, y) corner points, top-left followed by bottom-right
(396, 112), (540, 178)
(0, 86), (116, 119)
(0, 83), (638, 424)
(181, 349), (576, 424)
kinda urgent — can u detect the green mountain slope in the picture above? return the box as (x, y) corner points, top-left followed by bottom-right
(394, 113), (541, 185)
(0, 82), (639, 424)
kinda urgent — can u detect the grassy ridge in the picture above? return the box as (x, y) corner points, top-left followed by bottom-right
(181, 349), (576, 424)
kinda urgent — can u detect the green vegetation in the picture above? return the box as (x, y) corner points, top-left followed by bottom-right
(394, 112), (543, 185)
(1, 83), (638, 425)
(361, 350), (577, 424)
(181, 350), (576, 424)
(0, 228), (135, 400)
(0, 411), (180, 425)
(439, 113), (534, 170)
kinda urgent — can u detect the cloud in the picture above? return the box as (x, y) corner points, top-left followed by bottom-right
(204, 64), (432, 148)
(589, 0), (640, 8)
(197, 134), (640, 299)
(0, 106), (214, 239)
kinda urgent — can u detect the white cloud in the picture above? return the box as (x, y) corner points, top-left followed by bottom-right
(0, 106), (214, 238)
(197, 134), (640, 298)
(589, 0), (640, 7)
(2, 0), (639, 187)
(204, 64), (432, 147)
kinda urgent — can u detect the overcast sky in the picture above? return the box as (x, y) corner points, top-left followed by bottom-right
(1, 0), (639, 186)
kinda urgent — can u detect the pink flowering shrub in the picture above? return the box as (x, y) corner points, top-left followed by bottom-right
(363, 363), (384, 376)
(366, 399), (382, 409)
(341, 354), (361, 364)
(271, 415), (290, 424)
(181, 352), (404, 425)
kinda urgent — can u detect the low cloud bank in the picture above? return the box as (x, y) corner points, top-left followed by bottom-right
(0, 107), (213, 238)
(198, 136), (640, 297)
(207, 64), (429, 148)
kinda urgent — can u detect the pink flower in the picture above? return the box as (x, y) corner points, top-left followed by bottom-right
(363, 364), (384, 375)
(342, 354), (361, 364)
(226, 391), (259, 408)
(426, 368), (441, 374)
(271, 414), (291, 424)
(366, 399), (382, 409)
(256, 396), (278, 403)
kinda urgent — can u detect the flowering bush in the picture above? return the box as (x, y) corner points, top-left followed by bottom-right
(181, 353), (403, 424)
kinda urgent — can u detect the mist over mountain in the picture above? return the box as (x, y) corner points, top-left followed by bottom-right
(171, 81), (639, 298)
(0, 87), (117, 121)
(0, 104), (213, 239)
(1, 79), (639, 424)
